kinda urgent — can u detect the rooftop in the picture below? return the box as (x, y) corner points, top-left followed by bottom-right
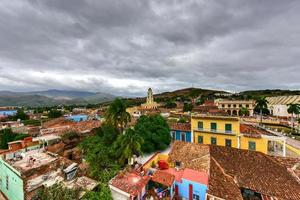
(163, 168), (208, 185)
(151, 170), (175, 186)
(168, 142), (210, 173)
(26, 170), (63, 192)
(170, 123), (191, 132)
(5, 149), (58, 173)
(170, 141), (300, 200)
(110, 171), (150, 196)
(33, 134), (61, 142)
(191, 114), (240, 121)
(240, 123), (276, 138)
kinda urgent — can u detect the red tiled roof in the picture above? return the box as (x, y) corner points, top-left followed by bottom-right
(152, 170), (175, 186)
(169, 141), (300, 200)
(110, 171), (150, 196)
(240, 124), (274, 138)
(208, 158), (243, 200)
(209, 145), (300, 200)
(170, 123), (191, 132)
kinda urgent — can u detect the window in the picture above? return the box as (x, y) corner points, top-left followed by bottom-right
(211, 137), (217, 145)
(211, 123), (217, 132)
(171, 131), (176, 140)
(222, 104), (225, 108)
(228, 104), (231, 108)
(198, 121), (203, 130)
(181, 132), (186, 142)
(6, 176), (8, 190)
(248, 141), (256, 151)
(246, 104), (249, 108)
(175, 161), (181, 168)
(198, 136), (203, 144)
(225, 139), (232, 147)
(193, 194), (200, 200)
(225, 124), (232, 133)
(233, 104), (236, 108)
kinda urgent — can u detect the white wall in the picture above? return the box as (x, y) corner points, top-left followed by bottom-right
(269, 105), (289, 117)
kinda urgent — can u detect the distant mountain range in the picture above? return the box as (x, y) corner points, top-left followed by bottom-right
(0, 89), (115, 107)
(0, 88), (299, 107)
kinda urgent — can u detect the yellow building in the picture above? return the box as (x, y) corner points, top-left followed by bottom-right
(191, 115), (286, 155)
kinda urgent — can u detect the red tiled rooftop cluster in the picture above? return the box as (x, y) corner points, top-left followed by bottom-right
(110, 171), (150, 196)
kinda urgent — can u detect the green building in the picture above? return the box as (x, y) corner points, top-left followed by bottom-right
(0, 157), (24, 200)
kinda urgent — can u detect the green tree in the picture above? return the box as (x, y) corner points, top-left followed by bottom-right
(287, 104), (300, 130)
(164, 100), (177, 109)
(79, 124), (120, 182)
(105, 98), (131, 133)
(178, 117), (187, 123)
(82, 184), (112, 200)
(183, 103), (193, 112)
(9, 108), (29, 121)
(35, 183), (81, 200)
(94, 124), (119, 145)
(0, 129), (29, 149)
(240, 107), (249, 116)
(113, 128), (143, 165)
(196, 98), (205, 106)
(80, 135), (119, 182)
(255, 96), (269, 125)
(48, 109), (63, 118)
(61, 131), (80, 142)
(134, 115), (171, 153)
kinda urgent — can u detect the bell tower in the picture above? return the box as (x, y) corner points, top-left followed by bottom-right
(147, 88), (154, 104)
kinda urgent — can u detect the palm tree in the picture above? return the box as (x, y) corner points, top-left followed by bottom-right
(255, 96), (268, 125)
(287, 104), (300, 130)
(114, 128), (143, 165)
(105, 98), (131, 133)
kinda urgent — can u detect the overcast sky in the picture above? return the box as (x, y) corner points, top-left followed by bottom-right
(0, 0), (299, 96)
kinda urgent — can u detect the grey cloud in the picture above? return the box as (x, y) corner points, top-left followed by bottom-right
(0, 0), (299, 96)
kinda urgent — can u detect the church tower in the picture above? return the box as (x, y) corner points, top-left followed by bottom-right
(147, 88), (154, 104)
(141, 87), (158, 109)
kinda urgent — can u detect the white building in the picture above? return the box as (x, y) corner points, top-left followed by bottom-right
(267, 95), (300, 117)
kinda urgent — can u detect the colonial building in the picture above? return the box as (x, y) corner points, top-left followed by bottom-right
(126, 88), (160, 118)
(141, 88), (159, 109)
(191, 115), (286, 156)
(267, 95), (300, 117)
(214, 99), (255, 116)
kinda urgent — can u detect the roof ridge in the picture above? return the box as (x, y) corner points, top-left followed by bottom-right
(210, 156), (237, 184)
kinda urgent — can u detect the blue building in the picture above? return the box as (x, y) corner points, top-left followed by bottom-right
(65, 114), (88, 122)
(0, 110), (17, 117)
(170, 123), (191, 142)
(163, 168), (208, 200)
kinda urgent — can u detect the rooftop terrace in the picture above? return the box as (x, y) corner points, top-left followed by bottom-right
(5, 149), (58, 173)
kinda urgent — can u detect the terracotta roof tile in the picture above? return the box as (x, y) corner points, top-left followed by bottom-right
(208, 158), (243, 200)
(240, 124), (274, 138)
(209, 145), (300, 200)
(170, 123), (191, 132)
(110, 171), (150, 196)
(168, 141), (210, 173)
(169, 141), (300, 200)
(152, 170), (175, 186)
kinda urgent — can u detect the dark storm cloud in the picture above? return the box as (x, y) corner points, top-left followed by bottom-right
(0, 0), (299, 96)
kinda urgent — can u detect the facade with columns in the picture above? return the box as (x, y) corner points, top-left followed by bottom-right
(214, 99), (255, 116)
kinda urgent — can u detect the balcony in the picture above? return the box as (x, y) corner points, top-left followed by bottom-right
(194, 128), (236, 135)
